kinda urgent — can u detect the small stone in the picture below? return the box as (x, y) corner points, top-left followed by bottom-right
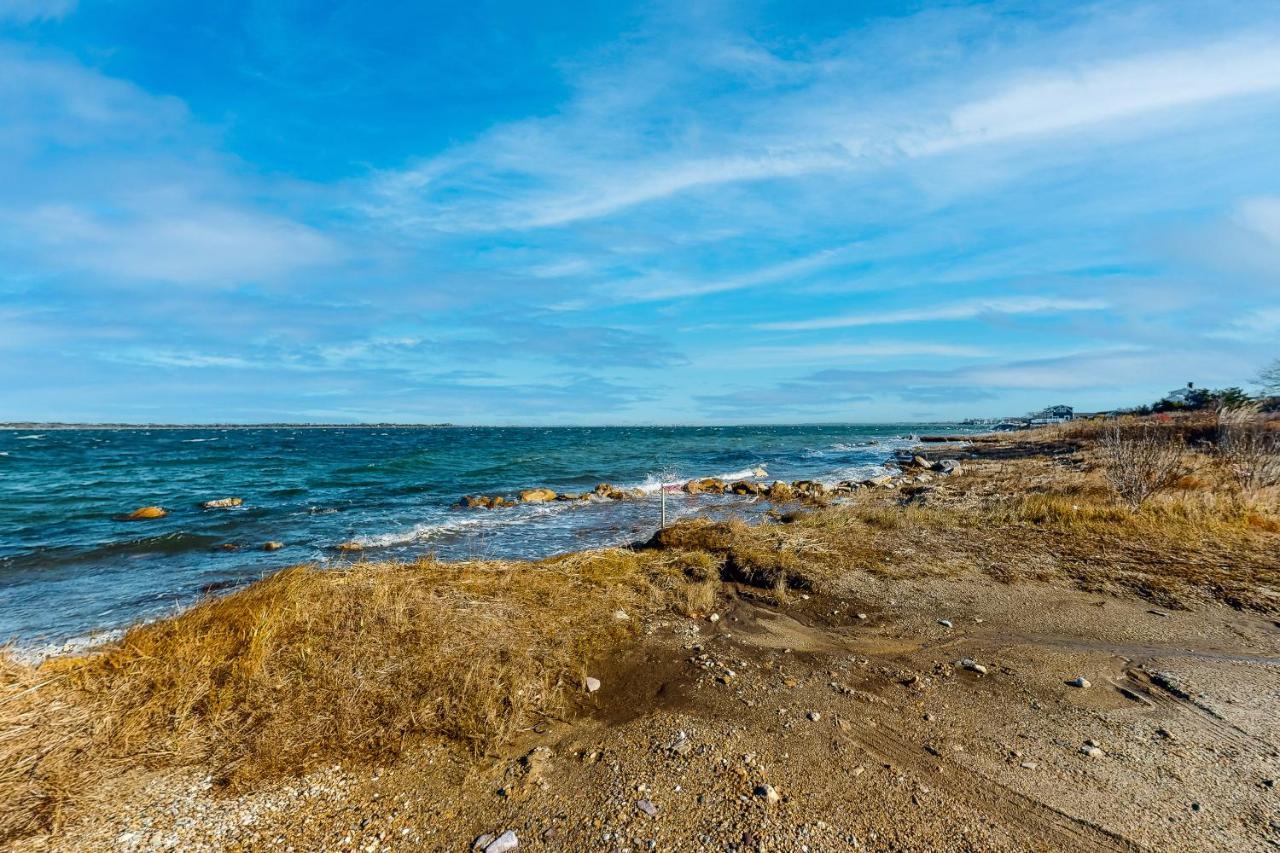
(807, 711), (821, 722)
(856, 613), (868, 620)
(585, 677), (602, 693)
(709, 613), (721, 623)
(960, 659), (988, 676)
(636, 799), (658, 816)
(1067, 677), (1091, 689)
(472, 834), (494, 851)
(484, 830), (519, 853)
(1080, 745), (1105, 758)
(754, 784), (781, 804)
(613, 609), (630, 621)
(1020, 761), (1038, 770)
(937, 619), (953, 629)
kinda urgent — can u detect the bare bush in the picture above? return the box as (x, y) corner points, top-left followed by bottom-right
(1099, 425), (1186, 509)
(1217, 406), (1280, 493)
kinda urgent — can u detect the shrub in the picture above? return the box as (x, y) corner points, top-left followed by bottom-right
(1099, 425), (1186, 509)
(1216, 407), (1280, 493)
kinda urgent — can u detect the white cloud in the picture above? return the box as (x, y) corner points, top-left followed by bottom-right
(915, 37), (1280, 154)
(697, 341), (989, 367)
(755, 297), (1109, 332)
(0, 0), (76, 23)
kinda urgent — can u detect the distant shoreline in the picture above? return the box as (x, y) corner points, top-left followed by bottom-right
(0, 421), (968, 430)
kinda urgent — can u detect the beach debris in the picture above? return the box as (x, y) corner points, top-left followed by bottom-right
(585, 676), (602, 693)
(665, 732), (693, 757)
(636, 799), (659, 816)
(1067, 676), (1092, 689)
(483, 831), (519, 853)
(200, 497), (243, 509)
(334, 541), (364, 553)
(755, 784), (781, 804)
(263, 541), (284, 551)
(1020, 761), (1038, 770)
(121, 506), (167, 520)
(960, 658), (988, 676)
(937, 619), (953, 628)
(518, 488), (557, 503)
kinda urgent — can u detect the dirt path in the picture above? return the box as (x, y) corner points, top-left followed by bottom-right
(36, 570), (1280, 851)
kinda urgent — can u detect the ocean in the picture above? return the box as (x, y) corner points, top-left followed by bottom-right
(0, 424), (967, 653)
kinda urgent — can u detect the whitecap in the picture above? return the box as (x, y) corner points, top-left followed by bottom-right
(15, 434), (44, 440)
(182, 437), (219, 443)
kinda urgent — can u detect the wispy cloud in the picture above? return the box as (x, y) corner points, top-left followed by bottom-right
(0, 0), (76, 23)
(755, 297), (1109, 332)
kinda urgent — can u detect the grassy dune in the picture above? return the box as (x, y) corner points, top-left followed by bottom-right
(3, 413), (1278, 843)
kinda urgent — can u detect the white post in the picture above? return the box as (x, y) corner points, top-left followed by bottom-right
(660, 483), (667, 529)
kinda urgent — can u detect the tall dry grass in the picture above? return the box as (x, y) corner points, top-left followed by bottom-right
(0, 549), (692, 843)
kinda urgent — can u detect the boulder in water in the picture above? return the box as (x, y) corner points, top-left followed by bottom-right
(200, 497), (243, 509)
(765, 481), (794, 502)
(730, 481), (762, 495)
(122, 506), (167, 520)
(519, 488), (557, 503)
(459, 495), (493, 509)
(335, 541), (364, 553)
(263, 541), (285, 551)
(684, 477), (726, 495)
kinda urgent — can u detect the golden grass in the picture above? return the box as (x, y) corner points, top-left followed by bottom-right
(0, 549), (690, 842)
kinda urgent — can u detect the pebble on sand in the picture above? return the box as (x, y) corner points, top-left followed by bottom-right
(484, 831), (519, 853)
(636, 799), (658, 816)
(807, 711), (821, 722)
(1067, 676), (1091, 688)
(754, 784), (781, 804)
(585, 676), (602, 693)
(937, 619), (953, 628)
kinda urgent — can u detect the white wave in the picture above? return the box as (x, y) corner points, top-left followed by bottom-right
(15, 434), (43, 440)
(182, 437), (219, 443)
(0, 451), (8, 456)
(7, 628), (125, 665)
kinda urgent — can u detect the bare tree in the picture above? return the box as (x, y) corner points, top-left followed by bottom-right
(1217, 406), (1280, 493)
(1099, 425), (1186, 509)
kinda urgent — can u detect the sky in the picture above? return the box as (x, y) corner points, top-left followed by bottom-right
(1, 0), (1278, 424)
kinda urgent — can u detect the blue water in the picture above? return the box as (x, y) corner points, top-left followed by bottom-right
(0, 425), (965, 651)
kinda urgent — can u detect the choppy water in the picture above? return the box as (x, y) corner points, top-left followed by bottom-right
(0, 425), (967, 651)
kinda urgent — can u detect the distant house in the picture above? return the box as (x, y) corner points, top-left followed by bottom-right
(1028, 404), (1074, 425)
(1163, 382), (1196, 406)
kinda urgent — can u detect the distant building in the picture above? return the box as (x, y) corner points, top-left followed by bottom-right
(1163, 382), (1196, 406)
(1028, 404), (1074, 425)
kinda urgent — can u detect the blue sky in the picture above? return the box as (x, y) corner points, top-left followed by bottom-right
(1, 0), (1278, 424)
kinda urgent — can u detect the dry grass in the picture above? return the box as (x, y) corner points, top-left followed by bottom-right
(1, 549), (689, 843)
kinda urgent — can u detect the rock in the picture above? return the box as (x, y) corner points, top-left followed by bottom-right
(518, 488), (557, 503)
(472, 834), (495, 851)
(200, 497), (243, 509)
(263, 541), (285, 551)
(730, 481), (763, 495)
(636, 799), (658, 816)
(1020, 761), (1038, 770)
(791, 480), (827, 498)
(960, 659), (988, 676)
(585, 676), (602, 693)
(911, 455), (931, 469)
(856, 612), (868, 620)
(122, 506), (167, 520)
(666, 733), (693, 757)
(862, 475), (895, 489)
(335, 541), (364, 552)
(708, 613), (721, 623)
(1067, 676), (1091, 688)
(933, 459), (963, 476)
(684, 477), (727, 495)
(555, 492), (582, 501)
(613, 609), (629, 621)
(593, 483), (616, 497)
(764, 481), (794, 502)
(490, 496), (512, 507)
(807, 711), (821, 722)
(937, 619), (953, 628)
(459, 495), (493, 509)
(754, 784), (781, 804)
(483, 831), (518, 853)
(1080, 745), (1105, 758)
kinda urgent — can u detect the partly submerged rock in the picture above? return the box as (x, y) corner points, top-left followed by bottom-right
(730, 480), (763, 496)
(200, 497), (243, 509)
(684, 477), (727, 495)
(765, 481), (794, 502)
(334, 541), (364, 553)
(122, 506), (167, 520)
(262, 541), (285, 551)
(458, 495), (492, 509)
(518, 488), (557, 503)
